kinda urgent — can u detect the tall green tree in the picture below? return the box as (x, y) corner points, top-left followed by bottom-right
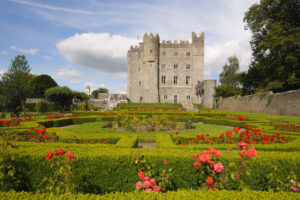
(243, 0), (300, 93)
(0, 55), (32, 115)
(31, 74), (58, 98)
(92, 88), (109, 98)
(219, 56), (241, 86)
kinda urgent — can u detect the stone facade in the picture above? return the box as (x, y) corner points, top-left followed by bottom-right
(196, 79), (217, 108)
(127, 32), (205, 105)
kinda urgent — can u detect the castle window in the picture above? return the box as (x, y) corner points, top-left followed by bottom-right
(174, 76), (178, 84)
(150, 49), (153, 54)
(140, 97), (143, 102)
(187, 95), (191, 100)
(162, 52), (166, 56)
(162, 64), (166, 69)
(186, 76), (190, 84)
(164, 95), (167, 99)
(198, 80), (201, 84)
(174, 64), (178, 69)
(186, 64), (190, 69)
(161, 76), (166, 84)
(174, 52), (178, 56)
(139, 81), (141, 86)
(186, 52), (190, 56)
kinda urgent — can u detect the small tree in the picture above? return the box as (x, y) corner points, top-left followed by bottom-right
(92, 88), (109, 98)
(45, 86), (74, 112)
(219, 56), (240, 86)
(31, 74), (58, 98)
(0, 55), (32, 116)
(73, 91), (90, 111)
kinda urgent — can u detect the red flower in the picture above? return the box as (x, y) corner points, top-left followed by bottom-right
(233, 127), (240, 132)
(193, 154), (199, 160)
(66, 152), (74, 162)
(237, 142), (248, 149)
(149, 178), (156, 185)
(103, 140), (109, 144)
(163, 160), (168, 165)
(214, 151), (221, 157)
(169, 134), (173, 137)
(194, 162), (201, 168)
(240, 151), (246, 158)
(45, 151), (54, 161)
(206, 177), (213, 185)
(55, 149), (66, 156)
(136, 181), (142, 189)
(51, 132), (56, 136)
(199, 154), (210, 163)
(226, 131), (232, 137)
(143, 180), (151, 188)
(247, 148), (257, 158)
(44, 135), (50, 140)
(138, 171), (145, 180)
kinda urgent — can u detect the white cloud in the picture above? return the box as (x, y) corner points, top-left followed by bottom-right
(56, 33), (139, 72)
(10, 45), (39, 55)
(0, 51), (8, 55)
(55, 65), (83, 83)
(84, 82), (106, 92)
(84, 82), (126, 94)
(43, 56), (52, 60)
(205, 39), (252, 73)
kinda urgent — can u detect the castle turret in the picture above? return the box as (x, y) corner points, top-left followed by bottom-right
(85, 85), (91, 95)
(140, 32), (160, 102)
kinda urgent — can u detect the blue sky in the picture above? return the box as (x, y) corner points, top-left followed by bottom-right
(0, 0), (259, 93)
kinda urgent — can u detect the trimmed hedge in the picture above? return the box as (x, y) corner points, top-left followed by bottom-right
(4, 141), (300, 194)
(37, 117), (97, 128)
(0, 190), (298, 200)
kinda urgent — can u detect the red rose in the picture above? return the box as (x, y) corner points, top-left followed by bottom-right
(199, 154), (210, 163)
(66, 152), (74, 162)
(206, 177), (213, 185)
(44, 135), (50, 140)
(226, 131), (232, 137)
(138, 171), (145, 180)
(237, 142), (248, 149)
(214, 163), (224, 173)
(214, 151), (221, 157)
(51, 132), (56, 136)
(240, 151), (246, 158)
(194, 162), (201, 168)
(233, 127), (240, 132)
(149, 178), (156, 185)
(136, 181), (142, 189)
(169, 134), (173, 137)
(45, 151), (54, 161)
(163, 160), (168, 165)
(247, 148), (257, 158)
(55, 149), (66, 156)
(143, 180), (151, 188)
(193, 154), (199, 160)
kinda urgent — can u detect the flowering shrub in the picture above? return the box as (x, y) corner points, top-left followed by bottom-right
(193, 148), (227, 190)
(41, 149), (75, 194)
(0, 117), (34, 127)
(172, 125), (287, 146)
(269, 121), (300, 132)
(134, 152), (172, 192)
(10, 127), (58, 143)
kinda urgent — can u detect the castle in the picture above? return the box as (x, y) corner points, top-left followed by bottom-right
(127, 32), (216, 108)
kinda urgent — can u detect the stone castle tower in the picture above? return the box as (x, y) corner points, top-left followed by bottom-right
(127, 32), (208, 105)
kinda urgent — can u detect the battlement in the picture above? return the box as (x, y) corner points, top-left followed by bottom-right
(127, 45), (141, 55)
(143, 32), (159, 43)
(192, 32), (204, 44)
(160, 40), (191, 48)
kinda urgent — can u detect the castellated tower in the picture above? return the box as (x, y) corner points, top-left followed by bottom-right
(127, 32), (206, 105)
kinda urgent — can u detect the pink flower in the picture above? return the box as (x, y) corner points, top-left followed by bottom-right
(138, 171), (145, 180)
(241, 161), (245, 166)
(149, 178), (156, 185)
(143, 180), (151, 188)
(291, 186), (298, 191)
(153, 186), (161, 192)
(199, 154), (210, 163)
(145, 188), (152, 192)
(143, 176), (150, 181)
(194, 162), (201, 169)
(214, 151), (221, 157)
(237, 142), (248, 149)
(136, 181), (142, 189)
(240, 152), (246, 158)
(290, 179), (294, 183)
(214, 163), (224, 173)
(236, 173), (241, 179)
(227, 148), (231, 151)
(66, 152), (74, 162)
(247, 148), (257, 158)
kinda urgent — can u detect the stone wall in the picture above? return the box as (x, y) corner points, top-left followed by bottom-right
(196, 79), (216, 108)
(217, 90), (300, 116)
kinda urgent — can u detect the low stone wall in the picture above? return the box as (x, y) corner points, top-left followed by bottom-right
(217, 90), (300, 116)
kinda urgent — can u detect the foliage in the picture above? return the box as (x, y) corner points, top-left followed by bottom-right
(36, 100), (49, 114)
(219, 56), (241, 86)
(30, 74), (58, 98)
(0, 55), (32, 115)
(242, 0), (300, 93)
(215, 84), (242, 98)
(45, 86), (74, 112)
(92, 88), (109, 98)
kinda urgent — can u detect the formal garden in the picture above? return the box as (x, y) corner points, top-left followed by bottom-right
(0, 102), (299, 199)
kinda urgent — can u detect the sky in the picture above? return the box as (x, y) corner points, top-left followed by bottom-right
(0, 0), (259, 94)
